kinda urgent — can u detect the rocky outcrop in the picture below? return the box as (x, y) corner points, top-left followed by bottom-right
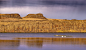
(24, 13), (47, 19)
(0, 13), (86, 33)
(0, 14), (22, 19)
(0, 19), (86, 33)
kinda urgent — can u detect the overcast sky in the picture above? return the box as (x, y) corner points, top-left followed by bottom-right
(0, 0), (86, 20)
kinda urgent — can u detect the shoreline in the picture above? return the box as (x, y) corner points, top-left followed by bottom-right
(0, 13), (86, 33)
(0, 32), (86, 33)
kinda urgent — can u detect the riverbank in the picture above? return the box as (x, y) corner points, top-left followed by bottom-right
(0, 13), (86, 33)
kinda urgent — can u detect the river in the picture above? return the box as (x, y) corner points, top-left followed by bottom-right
(0, 33), (86, 50)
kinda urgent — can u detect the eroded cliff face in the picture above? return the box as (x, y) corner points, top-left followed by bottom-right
(0, 20), (54, 32)
(24, 13), (47, 19)
(0, 14), (22, 19)
(0, 19), (86, 33)
(0, 13), (86, 33)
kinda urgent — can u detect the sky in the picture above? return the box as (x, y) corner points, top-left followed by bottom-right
(0, 0), (86, 20)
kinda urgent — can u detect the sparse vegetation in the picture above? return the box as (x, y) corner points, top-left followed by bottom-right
(0, 13), (86, 33)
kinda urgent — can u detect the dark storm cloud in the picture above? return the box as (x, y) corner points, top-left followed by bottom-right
(40, 0), (86, 6)
(0, 0), (86, 7)
(12, 0), (86, 6)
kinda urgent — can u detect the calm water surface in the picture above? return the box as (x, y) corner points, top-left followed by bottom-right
(0, 33), (86, 50)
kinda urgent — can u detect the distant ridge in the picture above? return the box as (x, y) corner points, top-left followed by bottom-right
(0, 13), (86, 33)
(0, 14), (22, 19)
(24, 13), (47, 19)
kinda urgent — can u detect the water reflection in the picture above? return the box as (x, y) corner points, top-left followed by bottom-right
(0, 40), (19, 47)
(15, 37), (86, 45)
(27, 40), (43, 48)
(0, 37), (86, 50)
(0, 40), (20, 50)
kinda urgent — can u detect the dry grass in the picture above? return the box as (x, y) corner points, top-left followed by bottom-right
(20, 18), (47, 20)
(47, 18), (64, 21)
